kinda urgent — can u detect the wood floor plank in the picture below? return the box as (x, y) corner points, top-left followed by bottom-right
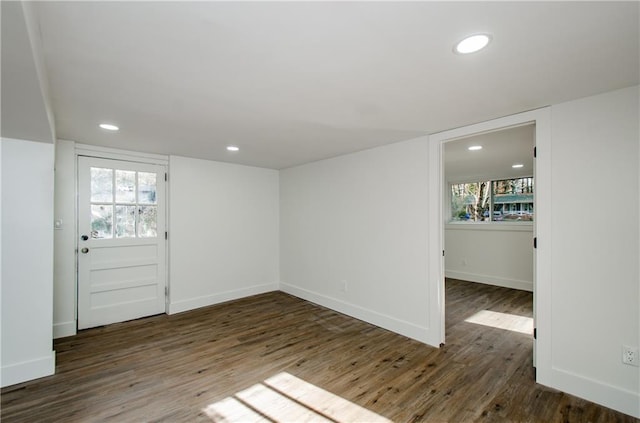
(1, 279), (637, 422)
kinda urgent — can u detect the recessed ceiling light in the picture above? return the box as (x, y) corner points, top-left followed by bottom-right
(468, 145), (483, 151)
(512, 164), (524, 168)
(454, 34), (492, 54)
(226, 145), (239, 152)
(99, 123), (119, 131)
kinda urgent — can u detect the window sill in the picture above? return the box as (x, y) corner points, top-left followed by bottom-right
(445, 222), (533, 232)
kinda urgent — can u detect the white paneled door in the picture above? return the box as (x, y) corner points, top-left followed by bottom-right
(78, 156), (167, 329)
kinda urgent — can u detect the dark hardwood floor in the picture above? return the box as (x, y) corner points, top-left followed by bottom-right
(1, 279), (636, 422)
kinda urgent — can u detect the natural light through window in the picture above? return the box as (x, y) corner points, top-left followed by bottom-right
(464, 310), (533, 335)
(203, 372), (391, 422)
(450, 177), (534, 222)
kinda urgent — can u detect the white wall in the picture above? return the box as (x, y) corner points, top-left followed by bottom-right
(280, 137), (434, 343)
(445, 224), (533, 291)
(547, 86), (639, 417)
(168, 156), (279, 313)
(51, 147), (280, 333)
(53, 140), (76, 338)
(1, 138), (55, 387)
(280, 86), (639, 417)
(0, 2), (56, 143)
(42, 86), (639, 418)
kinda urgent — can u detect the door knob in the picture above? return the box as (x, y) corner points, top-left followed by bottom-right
(81, 247), (89, 254)
(81, 235), (89, 241)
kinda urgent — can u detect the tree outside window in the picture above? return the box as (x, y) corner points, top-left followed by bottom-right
(451, 177), (534, 222)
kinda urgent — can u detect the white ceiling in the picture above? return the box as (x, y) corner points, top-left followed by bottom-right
(444, 123), (534, 183)
(18, 2), (640, 168)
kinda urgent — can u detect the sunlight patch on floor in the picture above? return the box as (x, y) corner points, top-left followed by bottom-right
(203, 372), (392, 422)
(464, 310), (533, 334)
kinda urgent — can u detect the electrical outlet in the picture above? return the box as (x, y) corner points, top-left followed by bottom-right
(622, 345), (639, 367)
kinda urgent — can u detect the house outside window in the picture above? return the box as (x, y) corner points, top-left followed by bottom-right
(451, 177), (534, 222)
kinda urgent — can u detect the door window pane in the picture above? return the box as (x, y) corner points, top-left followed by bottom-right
(91, 205), (113, 239)
(91, 168), (113, 202)
(115, 205), (136, 238)
(138, 172), (157, 204)
(116, 170), (136, 203)
(89, 166), (161, 240)
(138, 206), (157, 237)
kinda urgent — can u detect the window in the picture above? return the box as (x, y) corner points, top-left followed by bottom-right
(492, 177), (534, 221)
(90, 167), (158, 238)
(451, 181), (490, 222)
(451, 177), (534, 222)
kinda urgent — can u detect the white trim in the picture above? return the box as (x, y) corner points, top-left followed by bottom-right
(447, 173), (535, 185)
(427, 136), (445, 347)
(444, 270), (533, 292)
(1, 352), (55, 388)
(533, 108), (552, 380)
(544, 367), (640, 419)
(165, 163), (171, 313)
(280, 282), (433, 346)
(445, 222), (533, 232)
(53, 321), (76, 339)
(428, 107), (551, 367)
(168, 283), (278, 315)
(431, 117), (539, 144)
(73, 142), (168, 165)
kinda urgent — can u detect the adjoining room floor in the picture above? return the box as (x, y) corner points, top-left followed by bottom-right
(1, 279), (635, 422)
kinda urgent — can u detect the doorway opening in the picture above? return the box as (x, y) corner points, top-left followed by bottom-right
(443, 124), (535, 367)
(427, 108), (551, 380)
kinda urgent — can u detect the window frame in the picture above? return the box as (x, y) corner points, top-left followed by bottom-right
(448, 176), (534, 225)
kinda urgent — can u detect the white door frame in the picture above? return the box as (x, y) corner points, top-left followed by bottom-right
(427, 108), (551, 384)
(74, 144), (170, 327)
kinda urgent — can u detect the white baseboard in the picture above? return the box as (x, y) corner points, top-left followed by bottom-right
(445, 270), (533, 292)
(168, 283), (279, 314)
(53, 321), (76, 339)
(1, 351), (56, 388)
(539, 367), (640, 419)
(279, 282), (434, 346)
